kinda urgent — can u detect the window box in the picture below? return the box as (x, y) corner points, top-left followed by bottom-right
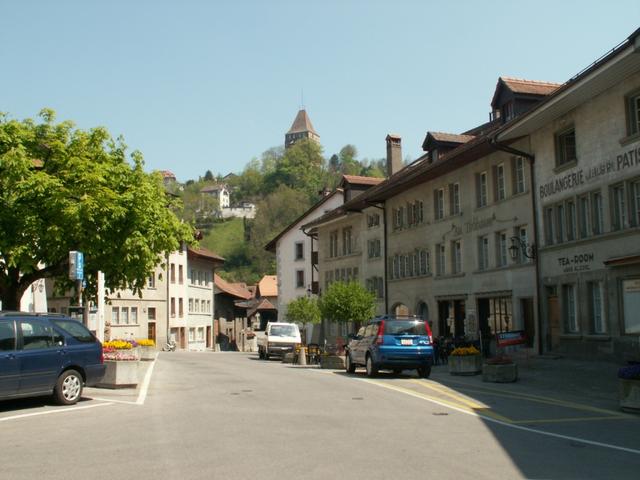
(482, 362), (518, 383)
(448, 354), (482, 375)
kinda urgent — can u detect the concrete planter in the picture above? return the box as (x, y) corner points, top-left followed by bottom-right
(140, 346), (156, 361)
(619, 379), (640, 413)
(320, 355), (345, 369)
(97, 360), (139, 388)
(449, 354), (482, 375)
(483, 362), (518, 383)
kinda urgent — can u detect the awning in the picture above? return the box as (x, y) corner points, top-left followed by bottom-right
(603, 255), (640, 267)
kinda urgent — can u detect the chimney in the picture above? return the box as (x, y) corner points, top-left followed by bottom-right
(386, 134), (402, 177)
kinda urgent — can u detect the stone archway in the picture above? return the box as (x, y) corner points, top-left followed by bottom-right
(392, 303), (409, 316)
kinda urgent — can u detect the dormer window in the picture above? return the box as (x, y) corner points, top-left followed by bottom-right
(431, 149), (438, 163)
(502, 101), (515, 122)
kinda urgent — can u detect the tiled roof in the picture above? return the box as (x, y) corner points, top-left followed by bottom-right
(341, 175), (385, 186)
(200, 184), (226, 193)
(214, 274), (253, 300)
(187, 246), (225, 263)
(258, 275), (278, 297)
(428, 132), (475, 144)
(287, 109), (318, 135)
(500, 77), (562, 96)
(160, 170), (176, 178)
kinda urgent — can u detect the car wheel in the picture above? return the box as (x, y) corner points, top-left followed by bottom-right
(417, 366), (431, 379)
(54, 369), (83, 405)
(365, 355), (378, 378)
(346, 354), (356, 373)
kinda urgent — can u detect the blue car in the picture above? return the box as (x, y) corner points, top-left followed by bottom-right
(345, 315), (434, 378)
(0, 313), (106, 405)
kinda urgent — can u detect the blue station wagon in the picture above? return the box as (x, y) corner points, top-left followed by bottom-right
(345, 315), (434, 378)
(0, 313), (106, 405)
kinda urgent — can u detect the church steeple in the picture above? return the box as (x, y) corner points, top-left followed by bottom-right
(285, 109), (320, 148)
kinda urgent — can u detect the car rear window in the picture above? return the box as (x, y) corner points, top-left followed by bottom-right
(51, 319), (95, 343)
(384, 320), (428, 336)
(269, 325), (298, 337)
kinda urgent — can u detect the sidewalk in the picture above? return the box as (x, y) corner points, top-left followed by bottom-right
(429, 354), (622, 412)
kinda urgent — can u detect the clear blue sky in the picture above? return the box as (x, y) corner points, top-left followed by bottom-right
(2, 1), (638, 182)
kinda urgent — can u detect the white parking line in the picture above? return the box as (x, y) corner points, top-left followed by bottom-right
(90, 353), (158, 406)
(0, 402), (113, 423)
(360, 378), (640, 456)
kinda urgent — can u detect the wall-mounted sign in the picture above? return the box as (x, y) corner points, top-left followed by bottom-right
(557, 252), (594, 273)
(539, 143), (640, 200)
(69, 250), (84, 281)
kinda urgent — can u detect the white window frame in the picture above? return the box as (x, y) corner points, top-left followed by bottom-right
(496, 163), (506, 201)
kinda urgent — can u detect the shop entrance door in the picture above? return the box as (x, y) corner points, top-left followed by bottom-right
(438, 301), (451, 337)
(147, 322), (156, 342)
(454, 300), (466, 338)
(547, 287), (560, 349)
(521, 298), (535, 348)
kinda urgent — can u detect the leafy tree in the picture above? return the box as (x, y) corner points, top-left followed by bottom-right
(318, 281), (376, 330)
(263, 139), (325, 199)
(0, 109), (193, 309)
(204, 170), (214, 181)
(286, 296), (321, 344)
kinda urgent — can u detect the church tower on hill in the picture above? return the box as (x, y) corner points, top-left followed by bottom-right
(285, 109), (320, 149)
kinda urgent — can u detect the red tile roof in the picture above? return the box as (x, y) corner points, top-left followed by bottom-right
(187, 246), (225, 263)
(214, 274), (253, 300)
(428, 132), (476, 144)
(500, 77), (562, 96)
(287, 109), (318, 135)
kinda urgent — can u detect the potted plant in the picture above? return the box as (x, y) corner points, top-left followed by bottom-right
(482, 354), (518, 383)
(618, 363), (640, 413)
(137, 338), (156, 361)
(448, 346), (482, 375)
(98, 340), (140, 388)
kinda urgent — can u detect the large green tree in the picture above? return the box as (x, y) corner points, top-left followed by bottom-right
(318, 281), (376, 330)
(0, 109), (193, 309)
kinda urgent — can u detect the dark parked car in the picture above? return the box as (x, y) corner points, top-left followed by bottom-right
(0, 312), (106, 405)
(345, 315), (434, 378)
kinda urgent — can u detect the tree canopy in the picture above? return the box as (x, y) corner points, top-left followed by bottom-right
(286, 296), (321, 325)
(318, 281), (376, 328)
(0, 109), (193, 309)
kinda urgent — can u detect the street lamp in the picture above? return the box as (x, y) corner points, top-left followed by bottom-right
(509, 236), (536, 261)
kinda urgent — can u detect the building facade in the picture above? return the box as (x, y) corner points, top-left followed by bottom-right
(497, 29), (640, 361)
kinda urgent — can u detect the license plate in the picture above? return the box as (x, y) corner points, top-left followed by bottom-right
(400, 339), (413, 346)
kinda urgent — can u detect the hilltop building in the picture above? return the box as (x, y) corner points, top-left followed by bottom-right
(285, 109), (320, 148)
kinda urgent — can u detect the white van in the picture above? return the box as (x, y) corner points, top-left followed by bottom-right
(257, 322), (301, 360)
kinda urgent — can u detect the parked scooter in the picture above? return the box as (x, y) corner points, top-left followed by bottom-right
(163, 339), (177, 352)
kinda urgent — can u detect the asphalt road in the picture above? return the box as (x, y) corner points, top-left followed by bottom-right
(1, 352), (639, 480)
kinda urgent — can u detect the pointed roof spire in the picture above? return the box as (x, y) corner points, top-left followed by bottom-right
(287, 109), (318, 136)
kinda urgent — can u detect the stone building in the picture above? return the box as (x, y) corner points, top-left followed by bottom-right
(496, 28), (640, 361)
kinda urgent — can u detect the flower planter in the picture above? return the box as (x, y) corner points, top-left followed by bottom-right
(140, 346), (156, 361)
(97, 360), (139, 389)
(619, 379), (640, 413)
(483, 362), (518, 383)
(320, 354), (345, 369)
(449, 354), (482, 375)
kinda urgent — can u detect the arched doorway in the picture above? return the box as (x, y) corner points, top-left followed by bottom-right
(416, 301), (429, 321)
(392, 303), (409, 316)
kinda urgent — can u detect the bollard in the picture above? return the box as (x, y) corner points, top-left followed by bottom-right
(297, 346), (307, 366)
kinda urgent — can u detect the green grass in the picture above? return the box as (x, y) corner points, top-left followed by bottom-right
(200, 218), (244, 259)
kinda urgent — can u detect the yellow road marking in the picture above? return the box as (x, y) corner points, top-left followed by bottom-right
(512, 416), (628, 425)
(409, 380), (487, 409)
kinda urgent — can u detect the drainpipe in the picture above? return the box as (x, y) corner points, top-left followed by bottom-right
(488, 136), (544, 355)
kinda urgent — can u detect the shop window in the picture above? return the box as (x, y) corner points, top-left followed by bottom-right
(487, 297), (513, 334)
(562, 284), (578, 333)
(555, 127), (577, 167)
(589, 281), (605, 334)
